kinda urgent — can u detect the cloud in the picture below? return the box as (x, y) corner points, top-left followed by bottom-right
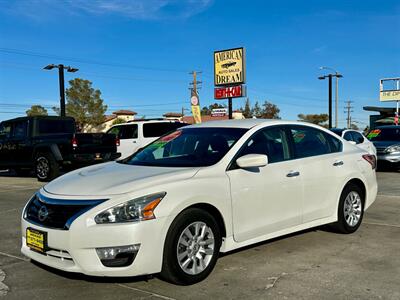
(1, 0), (213, 20)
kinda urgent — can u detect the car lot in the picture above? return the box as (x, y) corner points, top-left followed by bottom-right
(0, 170), (399, 299)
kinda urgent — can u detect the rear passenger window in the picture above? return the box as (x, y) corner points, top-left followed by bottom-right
(343, 131), (353, 141)
(351, 132), (364, 144)
(290, 126), (332, 158)
(143, 122), (186, 138)
(121, 125), (138, 139)
(13, 121), (28, 138)
(239, 127), (290, 163)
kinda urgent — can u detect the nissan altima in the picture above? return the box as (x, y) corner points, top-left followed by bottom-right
(21, 119), (377, 285)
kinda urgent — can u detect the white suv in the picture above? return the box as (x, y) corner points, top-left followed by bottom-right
(107, 119), (187, 159)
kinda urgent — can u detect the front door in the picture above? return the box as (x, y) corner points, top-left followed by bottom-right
(0, 122), (12, 167)
(227, 126), (303, 243)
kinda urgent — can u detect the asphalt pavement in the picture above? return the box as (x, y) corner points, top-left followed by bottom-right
(0, 171), (399, 299)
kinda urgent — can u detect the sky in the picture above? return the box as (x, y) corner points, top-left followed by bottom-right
(0, 0), (399, 128)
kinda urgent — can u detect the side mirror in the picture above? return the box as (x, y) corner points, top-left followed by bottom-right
(236, 154), (268, 169)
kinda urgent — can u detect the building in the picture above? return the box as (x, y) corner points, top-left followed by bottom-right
(363, 106), (397, 129)
(163, 112), (183, 121)
(182, 110), (244, 124)
(84, 109), (137, 132)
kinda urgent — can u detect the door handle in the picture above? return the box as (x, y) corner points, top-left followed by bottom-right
(286, 171), (300, 177)
(132, 141), (137, 143)
(333, 160), (344, 166)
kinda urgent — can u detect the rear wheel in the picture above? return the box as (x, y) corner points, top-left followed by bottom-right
(35, 152), (59, 182)
(160, 208), (221, 285)
(332, 183), (364, 234)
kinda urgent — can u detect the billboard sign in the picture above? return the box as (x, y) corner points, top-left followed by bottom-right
(214, 47), (245, 86)
(380, 78), (400, 101)
(214, 85), (245, 99)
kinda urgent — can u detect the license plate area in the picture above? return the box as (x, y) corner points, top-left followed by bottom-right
(26, 228), (47, 254)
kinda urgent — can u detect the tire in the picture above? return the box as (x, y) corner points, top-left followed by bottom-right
(35, 152), (60, 182)
(332, 183), (364, 234)
(160, 208), (222, 285)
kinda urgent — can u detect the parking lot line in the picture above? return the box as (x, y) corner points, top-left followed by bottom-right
(0, 251), (29, 262)
(116, 283), (176, 300)
(364, 222), (400, 228)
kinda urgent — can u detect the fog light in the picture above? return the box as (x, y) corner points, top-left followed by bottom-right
(96, 244), (140, 267)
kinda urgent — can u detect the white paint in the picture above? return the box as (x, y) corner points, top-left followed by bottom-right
(20, 119), (378, 279)
(0, 269), (9, 297)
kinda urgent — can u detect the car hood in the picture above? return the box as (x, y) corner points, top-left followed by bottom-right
(371, 140), (400, 149)
(44, 162), (200, 196)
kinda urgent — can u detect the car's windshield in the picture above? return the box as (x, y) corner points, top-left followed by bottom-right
(121, 127), (248, 167)
(367, 127), (400, 141)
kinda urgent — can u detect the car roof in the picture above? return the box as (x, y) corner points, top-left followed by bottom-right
(184, 119), (328, 130)
(111, 119), (184, 126)
(376, 125), (400, 129)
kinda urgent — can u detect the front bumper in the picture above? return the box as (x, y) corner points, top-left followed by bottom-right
(21, 214), (172, 277)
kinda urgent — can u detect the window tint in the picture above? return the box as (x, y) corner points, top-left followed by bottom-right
(330, 128), (344, 137)
(38, 119), (74, 135)
(290, 126), (332, 158)
(107, 125), (138, 139)
(0, 123), (11, 139)
(13, 121), (28, 138)
(343, 131), (353, 141)
(143, 122), (187, 138)
(367, 128), (400, 141)
(324, 132), (342, 153)
(351, 132), (364, 144)
(239, 127), (290, 163)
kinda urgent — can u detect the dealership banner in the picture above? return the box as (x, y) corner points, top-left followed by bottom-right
(190, 91), (202, 124)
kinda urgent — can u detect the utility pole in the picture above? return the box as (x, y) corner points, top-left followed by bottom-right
(189, 71), (202, 98)
(344, 100), (354, 128)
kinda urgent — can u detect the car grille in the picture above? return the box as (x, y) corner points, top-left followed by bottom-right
(25, 194), (106, 230)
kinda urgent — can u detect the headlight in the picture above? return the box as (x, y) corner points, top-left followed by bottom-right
(386, 145), (400, 153)
(94, 192), (166, 224)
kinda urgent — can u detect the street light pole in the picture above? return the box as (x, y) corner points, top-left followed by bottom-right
(44, 64), (79, 117)
(320, 67), (342, 128)
(328, 74), (333, 129)
(58, 64), (66, 117)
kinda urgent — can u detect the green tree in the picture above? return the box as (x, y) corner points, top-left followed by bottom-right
(251, 101), (262, 118)
(201, 103), (226, 115)
(65, 78), (107, 127)
(112, 117), (126, 125)
(26, 105), (48, 116)
(298, 113), (329, 126)
(260, 101), (280, 119)
(240, 98), (252, 118)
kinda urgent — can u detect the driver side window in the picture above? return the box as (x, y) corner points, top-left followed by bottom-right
(238, 127), (291, 164)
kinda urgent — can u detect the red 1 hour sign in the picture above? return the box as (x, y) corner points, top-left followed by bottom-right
(214, 85), (244, 99)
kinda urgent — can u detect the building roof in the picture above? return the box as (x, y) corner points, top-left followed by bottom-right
(104, 115), (117, 122)
(163, 112), (183, 117)
(112, 110), (137, 116)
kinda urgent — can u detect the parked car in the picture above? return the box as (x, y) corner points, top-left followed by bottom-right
(106, 119), (188, 159)
(21, 119), (377, 285)
(0, 116), (120, 181)
(367, 125), (400, 170)
(330, 128), (377, 156)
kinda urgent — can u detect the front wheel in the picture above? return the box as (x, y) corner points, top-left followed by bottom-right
(160, 208), (221, 285)
(332, 183), (364, 234)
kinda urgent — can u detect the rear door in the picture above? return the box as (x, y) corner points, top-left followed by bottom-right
(288, 125), (344, 223)
(108, 124), (139, 159)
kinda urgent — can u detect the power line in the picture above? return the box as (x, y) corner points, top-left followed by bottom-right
(0, 47), (190, 73)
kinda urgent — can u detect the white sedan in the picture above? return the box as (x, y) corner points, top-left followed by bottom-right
(330, 128), (377, 156)
(21, 120), (377, 285)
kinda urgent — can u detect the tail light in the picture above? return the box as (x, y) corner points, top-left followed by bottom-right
(362, 154), (376, 170)
(71, 136), (78, 148)
(115, 137), (120, 147)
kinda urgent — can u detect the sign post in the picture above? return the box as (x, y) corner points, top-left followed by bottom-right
(380, 78), (400, 125)
(214, 47), (246, 119)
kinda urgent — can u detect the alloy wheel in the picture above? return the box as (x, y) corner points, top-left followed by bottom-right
(343, 191), (362, 227)
(176, 221), (215, 275)
(36, 157), (49, 179)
